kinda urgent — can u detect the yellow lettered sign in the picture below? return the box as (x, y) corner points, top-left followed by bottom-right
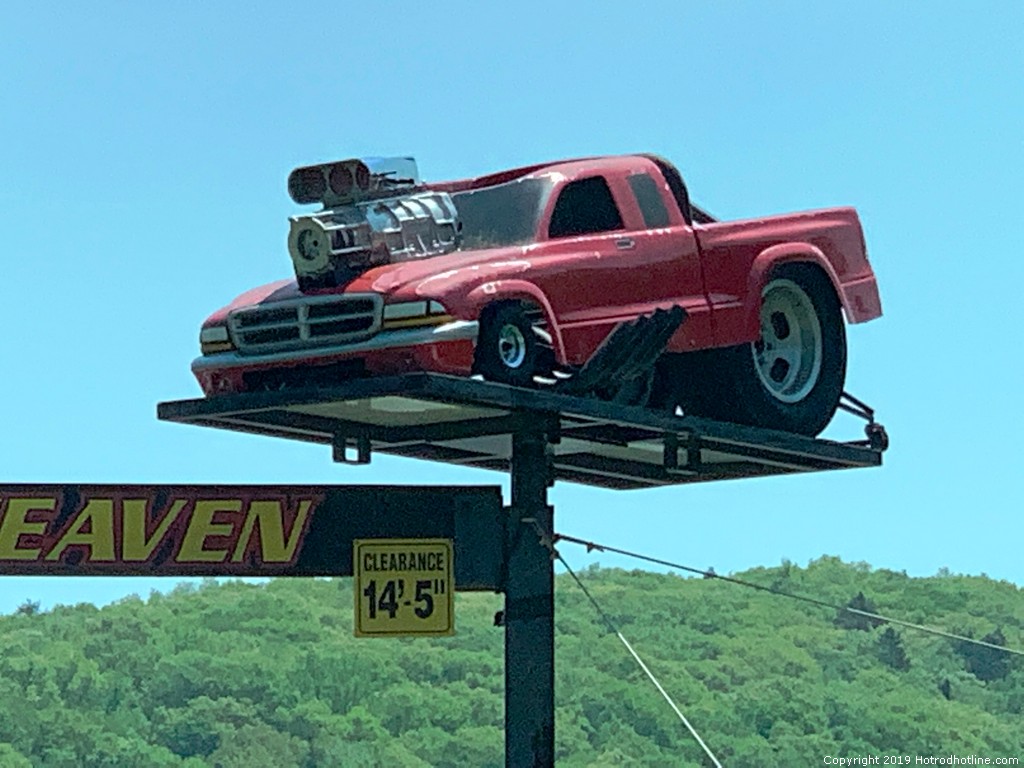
(354, 538), (454, 637)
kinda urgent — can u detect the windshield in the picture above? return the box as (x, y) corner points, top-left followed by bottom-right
(452, 176), (553, 250)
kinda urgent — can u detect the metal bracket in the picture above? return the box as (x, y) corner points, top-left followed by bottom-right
(332, 433), (372, 464)
(663, 431), (701, 472)
(838, 391), (889, 451)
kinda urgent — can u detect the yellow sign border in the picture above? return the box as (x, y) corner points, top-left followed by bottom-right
(354, 537), (454, 637)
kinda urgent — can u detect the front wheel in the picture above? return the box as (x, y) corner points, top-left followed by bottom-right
(473, 302), (554, 387)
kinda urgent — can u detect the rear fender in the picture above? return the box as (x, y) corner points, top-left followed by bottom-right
(464, 280), (566, 363)
(743, 244), (847, 339)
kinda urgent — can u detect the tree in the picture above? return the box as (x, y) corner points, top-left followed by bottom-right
(0, 565), (1021, 763)
(834, 591), (884, 631)
(957, 628), (1012, 682)
(206, 723), (308, 768)
(0, 744), (32, 768)
(15, 600), (40, 617)
(877, 627), (910, 671)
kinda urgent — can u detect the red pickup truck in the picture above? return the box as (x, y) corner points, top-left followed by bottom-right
(193, 154), (881, 436)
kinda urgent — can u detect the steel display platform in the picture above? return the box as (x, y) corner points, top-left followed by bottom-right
(158, 374), (882, 490)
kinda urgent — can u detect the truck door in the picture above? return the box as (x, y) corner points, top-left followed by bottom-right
(618, 170), (712, 352)
(536, 171), (709, 363)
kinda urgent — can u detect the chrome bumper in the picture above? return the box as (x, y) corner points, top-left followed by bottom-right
(192, 320), (479, 372)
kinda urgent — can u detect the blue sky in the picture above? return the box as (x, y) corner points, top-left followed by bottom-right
(1, 2), (1021, 614)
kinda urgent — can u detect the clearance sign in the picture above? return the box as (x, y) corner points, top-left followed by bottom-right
(0, 485), (502, 581)
(355, 538), (454, 637)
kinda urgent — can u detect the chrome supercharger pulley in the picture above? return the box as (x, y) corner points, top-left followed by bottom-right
(285, 157), (460, 289)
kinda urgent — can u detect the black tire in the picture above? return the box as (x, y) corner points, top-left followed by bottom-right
(654, 264), (846, 436)
(473, 302), (555, 387)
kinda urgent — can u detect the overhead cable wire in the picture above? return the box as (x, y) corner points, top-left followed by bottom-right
(539, 528), (724, 768)
(554, 532), (1024, 659)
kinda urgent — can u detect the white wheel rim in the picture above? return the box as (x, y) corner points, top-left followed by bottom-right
(498, 324), (527, 369)
(752, 279), (822, 403)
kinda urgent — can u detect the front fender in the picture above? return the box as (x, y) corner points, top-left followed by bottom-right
(462, 279), (566, 364)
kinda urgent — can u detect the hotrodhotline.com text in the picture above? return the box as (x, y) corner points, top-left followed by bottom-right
(824, 757), (1019, 766)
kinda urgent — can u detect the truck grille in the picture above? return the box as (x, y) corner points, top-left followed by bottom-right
(228, 294), (382, 354)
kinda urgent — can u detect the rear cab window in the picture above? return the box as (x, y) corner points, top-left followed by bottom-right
(627, 173), (671, 229)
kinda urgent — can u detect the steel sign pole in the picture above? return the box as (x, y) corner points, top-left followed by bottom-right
(505, 429), (555, 767)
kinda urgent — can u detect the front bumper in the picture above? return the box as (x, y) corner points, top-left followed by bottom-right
(193, 320), (479, 395)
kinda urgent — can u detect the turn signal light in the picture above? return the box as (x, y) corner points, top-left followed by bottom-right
(199, 325), (235, 355)
(381, 300), (453, 329)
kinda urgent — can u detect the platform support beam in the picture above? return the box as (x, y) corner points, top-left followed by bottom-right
(505, 429), (555, 767)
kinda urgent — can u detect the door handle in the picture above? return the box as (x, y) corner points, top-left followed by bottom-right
(615, 237), (635, 250)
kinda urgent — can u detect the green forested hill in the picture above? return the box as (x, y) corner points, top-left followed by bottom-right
(0, 559), (1021, 767)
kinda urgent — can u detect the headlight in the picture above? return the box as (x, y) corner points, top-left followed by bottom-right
(200, 325), (235, 355)
(382, 301), (452, 329)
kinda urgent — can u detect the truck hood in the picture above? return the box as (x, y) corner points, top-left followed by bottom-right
(364, 244), (531, 294)
(203, 244), (532, 325)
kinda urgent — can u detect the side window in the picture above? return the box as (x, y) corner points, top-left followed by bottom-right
(627, 173), (670, 228)
(548, 176), (624, 238)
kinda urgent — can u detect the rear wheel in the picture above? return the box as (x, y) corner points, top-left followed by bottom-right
(473, 302), (555, 387)
(654, 264), (846, 435)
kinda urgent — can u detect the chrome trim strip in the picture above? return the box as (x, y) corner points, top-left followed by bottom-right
(194, 320), (479, 371)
